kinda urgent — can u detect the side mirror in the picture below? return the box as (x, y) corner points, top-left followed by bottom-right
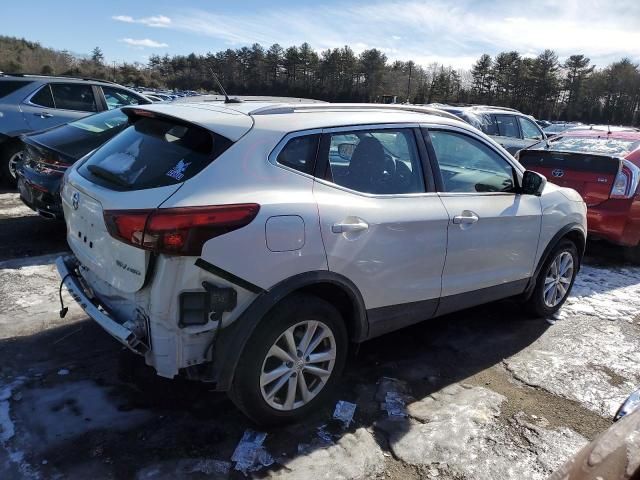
(614, 389), (640, 422)
(521, 170), (546, 196)
(337, 143), (355, 160)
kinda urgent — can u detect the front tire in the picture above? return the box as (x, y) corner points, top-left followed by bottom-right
(229, 294), (348, 426)
(525, 240), (579, 318)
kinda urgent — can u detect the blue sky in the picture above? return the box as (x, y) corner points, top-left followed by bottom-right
(2, 0), (639, 70)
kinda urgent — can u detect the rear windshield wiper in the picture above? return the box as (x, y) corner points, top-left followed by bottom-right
(87, 164), (131, 188)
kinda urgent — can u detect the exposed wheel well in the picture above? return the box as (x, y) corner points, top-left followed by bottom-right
(563, 229), (586, 261)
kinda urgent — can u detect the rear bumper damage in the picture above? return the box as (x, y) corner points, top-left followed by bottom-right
(56, 255), (149, 354)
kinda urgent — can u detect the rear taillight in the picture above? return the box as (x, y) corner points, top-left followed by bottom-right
(610, 159), (640, 199)
(104, 204), (260, 256)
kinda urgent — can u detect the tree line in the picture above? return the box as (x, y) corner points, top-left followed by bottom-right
(1, 35), (638, 125)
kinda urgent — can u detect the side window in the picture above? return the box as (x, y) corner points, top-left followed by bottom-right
(50, 83), (97, 112)
(102, 86), (142, 110)
(324, 128), (425, 195)
(518, 117), (544, 140)
(494, 114), (520, 138)
(428, 130), (516, 194)
(276, 134), (320, 175)
(30, 85), (55, 108)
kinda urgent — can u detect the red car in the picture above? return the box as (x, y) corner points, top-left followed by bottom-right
(518, 129), (640, 262)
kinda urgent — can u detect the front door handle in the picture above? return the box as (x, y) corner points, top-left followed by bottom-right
(34, 112), (53, 118)
(332, 219), (369, 233)
(453, 211), (479, 225)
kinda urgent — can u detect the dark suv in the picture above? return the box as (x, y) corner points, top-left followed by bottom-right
(429, 105), (547, 156)
(0, 74), (151, 185)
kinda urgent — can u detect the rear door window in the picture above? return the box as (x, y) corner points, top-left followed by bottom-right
(50, 83), (97, 112)
(30, 85), (55, 108)
(78, 116), (232, 191)
(0, 80), (32, 98)
(102, 86), (143, 110)
(494, 114), (520, 138)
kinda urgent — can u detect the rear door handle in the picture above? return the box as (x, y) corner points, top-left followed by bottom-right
(332, 219), (369, 233)
(453, 211), (479, 225)
(34, 112), (53, 118)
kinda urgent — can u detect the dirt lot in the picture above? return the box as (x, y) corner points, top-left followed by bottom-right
(1, 191), (639, 479)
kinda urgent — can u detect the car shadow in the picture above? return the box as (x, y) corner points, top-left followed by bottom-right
(0, 214), (67, 262)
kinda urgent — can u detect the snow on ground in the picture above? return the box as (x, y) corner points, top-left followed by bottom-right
(0, 253), (83, 339)
(506, 264), (640, 417)
(379, 384), (587, 480)
(560, 264), (640, 321)
(0, 193), (37, 218)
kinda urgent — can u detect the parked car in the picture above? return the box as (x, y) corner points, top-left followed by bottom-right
(536, 119), (552, 129)
(543, 123), (574, 138)
(0, 74), (151, 186)
(518, 129), (640, 262)
(16, 108), (131, 219)
(549, 389), (640, 479)
(57, 102), (586, 424)
(429, 104), (547, 155)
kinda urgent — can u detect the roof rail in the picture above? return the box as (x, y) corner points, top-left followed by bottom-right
(249, 103), (462, 121)
(0, 73), (117, 84)
(470, 105), (521, 113)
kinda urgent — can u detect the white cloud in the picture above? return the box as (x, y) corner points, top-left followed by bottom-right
(112, 14), (171, 28)
(115, 0), (640, 69)
(120, 38), (169, 48)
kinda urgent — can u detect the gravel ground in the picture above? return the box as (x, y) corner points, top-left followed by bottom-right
(0, 191), (638, 479)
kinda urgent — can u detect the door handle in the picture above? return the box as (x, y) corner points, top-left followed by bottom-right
(453, 211), (479, 225)
(332, 219), (369, 233)
(34, 112), (53, 118)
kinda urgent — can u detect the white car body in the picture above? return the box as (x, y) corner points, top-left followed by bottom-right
(56, 102), (587, 391)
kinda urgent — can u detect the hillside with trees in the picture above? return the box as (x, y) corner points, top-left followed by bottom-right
(1, 35), (638, 125)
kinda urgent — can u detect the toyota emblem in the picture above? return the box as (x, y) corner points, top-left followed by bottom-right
(552, 169), (564, 178)
(72, 192), (80, 210)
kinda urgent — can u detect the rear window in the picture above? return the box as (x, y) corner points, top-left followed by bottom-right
(546, 136), (640, 157)
(69, 108), (129, 133)
(0, 80), (32, 98)
(78, 116), (232, 191)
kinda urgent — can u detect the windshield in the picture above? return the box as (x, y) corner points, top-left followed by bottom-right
(69, 109), (129, 133)
(547, 136), (640, 156)
(78, 116), (232, 191)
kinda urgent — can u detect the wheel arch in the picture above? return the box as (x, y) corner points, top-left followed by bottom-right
(524, 223), (586, 299)
(209, 270), (368, 391)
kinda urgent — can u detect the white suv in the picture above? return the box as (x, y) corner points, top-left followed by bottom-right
(57, 102), (587, 424)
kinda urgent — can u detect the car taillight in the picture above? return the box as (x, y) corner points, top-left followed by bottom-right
(104, 204), (260, 255)
(610, 159), (640, 199)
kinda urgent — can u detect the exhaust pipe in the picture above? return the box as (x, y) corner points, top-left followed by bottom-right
(37, 209), (57, 220)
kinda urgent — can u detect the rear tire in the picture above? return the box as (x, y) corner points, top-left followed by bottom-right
(1, 142), (24, 188)
(229, 294), (348, 426)
(525, 240), (579, 318)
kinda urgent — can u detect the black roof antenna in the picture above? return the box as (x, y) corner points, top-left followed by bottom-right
(209, 69), (242, 104)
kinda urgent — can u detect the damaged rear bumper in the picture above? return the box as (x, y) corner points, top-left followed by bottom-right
(56, 255), (149, 354)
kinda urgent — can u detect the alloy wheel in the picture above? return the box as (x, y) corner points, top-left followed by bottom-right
(259, 320), (336, 411)
(8, 150), (24, 179)
(543, 251), (574, 308)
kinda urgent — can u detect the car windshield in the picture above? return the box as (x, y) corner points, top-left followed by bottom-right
(547, 136), (640, 156)
(68, 109), (129, 133)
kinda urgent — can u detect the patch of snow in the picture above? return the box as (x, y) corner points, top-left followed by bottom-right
(57, 369), (70, 376)
(379, 384), (587, 480)
(136, 458), (231, 479)
(274, 427), (385, 480)
(332, 400), (357, 427)
(231, 430), (273, 475)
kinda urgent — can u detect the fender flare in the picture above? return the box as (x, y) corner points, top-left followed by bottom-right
(209, 270), (368, 391)
(523, 223), (586, 298)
